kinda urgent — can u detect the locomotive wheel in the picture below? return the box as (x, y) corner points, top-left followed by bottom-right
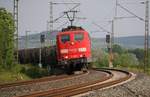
(47, 65), (54, 75)
(65, 65), (73, 74)
(77, 64), (83, 71)
(82, 63), (88, 72)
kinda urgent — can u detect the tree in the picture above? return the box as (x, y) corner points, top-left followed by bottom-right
(113, 53), (139, 68)
(0, 8), (15, 69)
(92, 48), (108, 67)
(128, 48), (144, 62)
(112, 44), (125, 54)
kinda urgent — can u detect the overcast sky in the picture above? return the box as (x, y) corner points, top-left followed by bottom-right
(0, 0), (149, 37)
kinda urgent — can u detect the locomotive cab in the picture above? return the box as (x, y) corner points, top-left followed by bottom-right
(56, 26), (91, 72)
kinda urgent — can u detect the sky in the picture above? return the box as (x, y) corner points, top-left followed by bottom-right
(0, 0), (149, 38)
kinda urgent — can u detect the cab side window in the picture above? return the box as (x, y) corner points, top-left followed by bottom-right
(61, 34), (70, 43)
(74, 33), (84, 41)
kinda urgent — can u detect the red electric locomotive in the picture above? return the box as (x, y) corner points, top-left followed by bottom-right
(56, 26), (91, 72)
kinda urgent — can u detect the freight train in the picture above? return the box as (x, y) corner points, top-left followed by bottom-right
(19, 26), (91, 73)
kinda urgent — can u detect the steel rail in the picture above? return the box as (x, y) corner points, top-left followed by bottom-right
(52, 68), (132, 97)
(0, 72), (87, 89)
(18, 68), (132, 97)
(17, 69), (113, 97)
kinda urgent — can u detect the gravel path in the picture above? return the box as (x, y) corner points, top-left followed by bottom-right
(80, 73), (150, 97)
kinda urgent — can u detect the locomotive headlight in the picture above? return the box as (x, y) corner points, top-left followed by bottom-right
(78, 47), (87, 52)
(60, 49), (68, 54)
(64, 56), (68, 59)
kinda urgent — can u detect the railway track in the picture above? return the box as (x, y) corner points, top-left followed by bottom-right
(0, 72), (86, 89)
(0, 68), (134, 97)
(0, 75), (66, 89)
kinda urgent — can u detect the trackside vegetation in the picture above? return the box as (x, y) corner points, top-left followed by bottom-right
(92, 44), (150, 74)
(0, 8), (28, 83)
(0, 8), (48, 83)
(0, 8), (15, 70)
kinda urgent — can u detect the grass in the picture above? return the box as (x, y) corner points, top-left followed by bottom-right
(114, 65), (150, 75)
(0, 71), (31, 84)
(0, 64), (50, 84)
(125, 67), (150, 75)
(94, 63), (150, 75)
(0, 64), (32, 84)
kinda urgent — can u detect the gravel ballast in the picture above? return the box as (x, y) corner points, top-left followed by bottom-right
(0, 70), (107, 97)
(80, 73), (150, 97)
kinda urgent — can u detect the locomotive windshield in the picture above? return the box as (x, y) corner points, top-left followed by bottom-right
(61, 34), (70, 43)
(74, 33), (84, 41)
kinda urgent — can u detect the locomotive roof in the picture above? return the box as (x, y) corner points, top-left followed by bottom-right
(61, 26), (84, 32)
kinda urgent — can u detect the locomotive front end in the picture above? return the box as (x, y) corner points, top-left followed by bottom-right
(56, 27), (91, 71)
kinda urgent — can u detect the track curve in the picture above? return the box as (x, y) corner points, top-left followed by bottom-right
(0, 72), (87, 89)
(0, 70), (109, 97)
(48, 68), (133, 97)
(0, 68), (134, 97)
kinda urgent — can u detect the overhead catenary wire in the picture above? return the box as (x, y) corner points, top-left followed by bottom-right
(92, 22), (111, 33)
(55, 21), (69, 30)
(117, 3), (144, 21)
(49, 2), (80, 31)
(115, 0), (149, 72)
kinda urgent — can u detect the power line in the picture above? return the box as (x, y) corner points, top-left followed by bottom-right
(117, 3), (144, 21)
(92, 22), (111, 33)
(115, 0), (149, 72)
(55, 21), (69, 30)
(49, 2), (80, 32)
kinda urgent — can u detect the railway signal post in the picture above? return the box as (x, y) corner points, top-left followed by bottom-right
(106, 34), (113, 68)
(92, 22), (114, 68)
(39, 34), (45, 68)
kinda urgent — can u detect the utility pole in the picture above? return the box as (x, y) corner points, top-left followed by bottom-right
(25, 31), (30, 63)
(144, 0), (149, 72)
(115, 0), (118, 18)
(13, 0), (19, 63)
(111, 20), (114, 45)
(114, 0), (117, 44)
(25, 31), (30, 50)
(110, 20), (114, 68)
(49, 2), (53, 34)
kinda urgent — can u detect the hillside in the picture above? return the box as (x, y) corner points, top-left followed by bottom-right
(93, 36), (150, 49)
(19, 31), (150, 49)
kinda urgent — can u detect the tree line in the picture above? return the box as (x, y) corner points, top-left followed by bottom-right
(92, 44), (150, 70)
(0, 8), (15, 70)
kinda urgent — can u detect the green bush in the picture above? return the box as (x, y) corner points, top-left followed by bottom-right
(112, 44), (125, 54)
(113, 53), (139, 68)
(0, 8), (15, 69)
(21, 65), (48, 78)
(11, 64), (23, 73)
(92, 49), (109, 68)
